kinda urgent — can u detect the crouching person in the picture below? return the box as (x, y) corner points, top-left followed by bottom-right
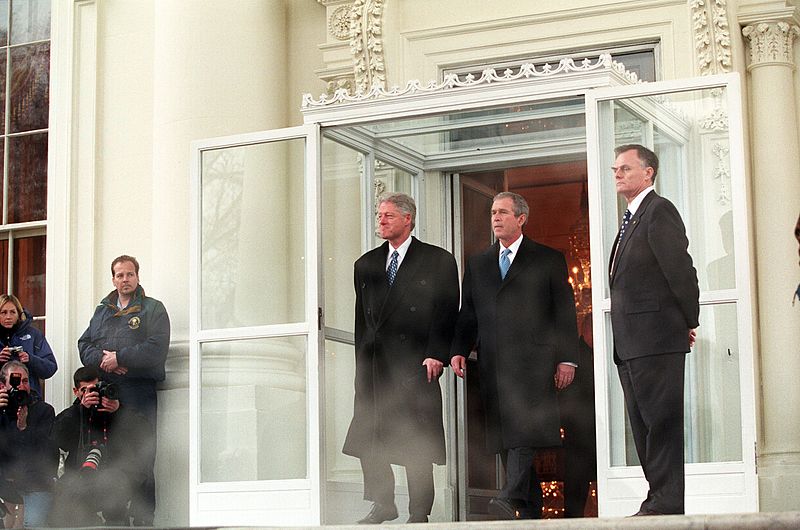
(0, 361), (58, 527)
(49, 367), (152, 526)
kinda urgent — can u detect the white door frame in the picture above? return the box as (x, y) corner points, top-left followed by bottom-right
(585, 73), (758, 516)
(188, 124), (323, 526)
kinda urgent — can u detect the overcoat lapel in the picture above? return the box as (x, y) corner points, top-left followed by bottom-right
(364, 241), (390, 328)
(498, 237), (533, 292)
(377, 237), (423, 325)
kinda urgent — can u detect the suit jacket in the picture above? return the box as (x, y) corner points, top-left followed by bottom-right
(342, 237), (459, 465)
(451, 236), (578, 451)
(609, 191), (700, 361)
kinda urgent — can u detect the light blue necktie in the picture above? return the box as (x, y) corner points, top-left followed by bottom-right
(387, 250), (399, 285)
(499, 248), (511, 280)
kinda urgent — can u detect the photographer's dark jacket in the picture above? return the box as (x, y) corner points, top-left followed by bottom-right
(1, 310), (58, 398)
(78, 285), (170, 389)
(0, 399), (58, 492)
(52, 400), (151, 486)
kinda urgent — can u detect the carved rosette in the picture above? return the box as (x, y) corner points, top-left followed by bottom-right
(742, 21), (800, 69)
(329, 5), (351, 40)
(350, 0), (387, 94)
(690, 0), (732, 75)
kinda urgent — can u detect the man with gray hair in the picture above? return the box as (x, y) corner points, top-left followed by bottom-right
(343, 192), (460, 524)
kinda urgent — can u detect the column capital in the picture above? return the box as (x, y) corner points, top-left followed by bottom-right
(742, 20), (800, 69)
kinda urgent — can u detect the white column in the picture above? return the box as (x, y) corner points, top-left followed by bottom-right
(149, 1), (290, 525)
(741, 18), (800, 512)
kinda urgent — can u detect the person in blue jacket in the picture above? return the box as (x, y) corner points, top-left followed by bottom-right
(0, 294), (57, 400)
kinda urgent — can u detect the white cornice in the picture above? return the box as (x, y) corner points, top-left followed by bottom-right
(738, 3), (799, 26)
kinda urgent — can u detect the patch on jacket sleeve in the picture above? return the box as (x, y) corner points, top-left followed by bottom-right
(128, 316), (141, 330)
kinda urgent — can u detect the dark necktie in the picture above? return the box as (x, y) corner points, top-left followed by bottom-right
(387, 250), (399, 286)
(618, 209), (632, 244)
(499, 248), (511, 280)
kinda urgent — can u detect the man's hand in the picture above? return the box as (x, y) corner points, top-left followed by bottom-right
(422, 358), (444, 383)
(0, 347), (11, 363)
(99, 350), (120, 373)
(16, 405), (27, 430)
(450, 355), (467, 379)
(0, 388), (8, 409)
(689, 328), (697, 348)
(99, 397), (120, 413)
(554, 363), (575, 390)
(17, 350), (29, 363)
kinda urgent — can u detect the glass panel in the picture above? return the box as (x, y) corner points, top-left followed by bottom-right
(321, 137), (363, 333)
(9, 41), (49, 132)
(13, 233), (45, 316)
(200, 336), (307, 482)
(598, 86), (736, 297)
(357, 97), (585, 157)
(608, 303), (741, 465)
(323, 339), (357, 484)
(0, 0), (8, 46)
(8, 132), (47, 222)
(0, 238), (7, 291)
(0, 52), (6, 135)
(10, 0), (50, 44)
(200, 138), (306, 329)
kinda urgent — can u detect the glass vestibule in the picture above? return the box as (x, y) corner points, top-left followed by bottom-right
(189, 61), (757, 525)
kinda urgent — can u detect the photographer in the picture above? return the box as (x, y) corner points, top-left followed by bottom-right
(0, 294), (58, 400)
(0, 361), (58, 528)
(49, 366), (151, 526)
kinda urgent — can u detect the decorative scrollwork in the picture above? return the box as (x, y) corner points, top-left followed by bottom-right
(690, 0), (732, 75)
(350, 0), (386, 94)
(329, 5), (352, 41)
(303, 54), (635, 108)
(712, 142), (731, 206)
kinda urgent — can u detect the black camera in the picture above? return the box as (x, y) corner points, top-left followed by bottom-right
(89, 381), (119, 401)
(3, 372), (31, 420)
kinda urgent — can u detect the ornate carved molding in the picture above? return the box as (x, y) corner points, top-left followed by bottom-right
(329, 5), (351, 41)
(350, 0), (386, 94)
(700, 88), (729, 131)
(712, 142), (731, 206)
(303, 54), (637, 108)
(690, 0), (732, 75)
(742, 21), (800, 68)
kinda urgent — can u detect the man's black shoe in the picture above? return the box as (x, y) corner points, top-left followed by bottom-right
(406, 513), (428, 523)
(357, 502), (398, 524)
(487, 497), (526, 520)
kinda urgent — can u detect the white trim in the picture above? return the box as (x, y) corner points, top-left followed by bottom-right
(46, 0), (98, 413)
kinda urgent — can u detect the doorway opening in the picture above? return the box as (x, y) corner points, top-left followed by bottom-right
(457, 159), (596, 520)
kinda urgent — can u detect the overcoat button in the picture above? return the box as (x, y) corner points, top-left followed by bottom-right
(410, 307), (416, 312)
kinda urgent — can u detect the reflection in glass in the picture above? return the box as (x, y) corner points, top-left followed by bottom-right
(608, 303), (742, 466)
(13, 234), (45, 317)
(200, 336), (307, 482)
(8, 132), (47, 223)
(600, 87), (735, 297)
(0, 0), (8, 46)
(323, 340), (357, 484)
(10, 0), (50, 44)
(321, 137), (363, 333)
(200, 139), (306, 329)
(9, 41), (49, 132)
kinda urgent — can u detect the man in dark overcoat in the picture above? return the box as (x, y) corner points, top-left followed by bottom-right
(343, 192), (459, 524)
(609, 145), (699, 515)
(451, 191), (578, 519)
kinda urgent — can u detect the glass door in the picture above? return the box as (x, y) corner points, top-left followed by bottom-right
(189, 125), (323, 525)
(586, 74), (758, 515)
